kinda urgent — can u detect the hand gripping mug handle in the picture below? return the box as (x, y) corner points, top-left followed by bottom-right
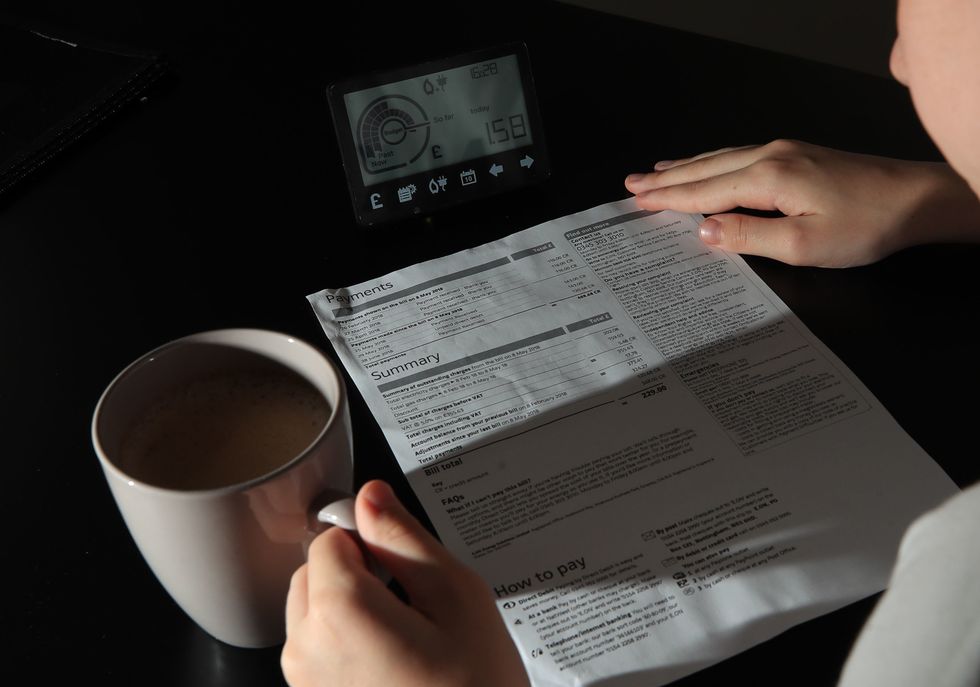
(306, 489), (389, 582)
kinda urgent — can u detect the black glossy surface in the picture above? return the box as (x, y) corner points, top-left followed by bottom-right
(5, 3), (977, 685)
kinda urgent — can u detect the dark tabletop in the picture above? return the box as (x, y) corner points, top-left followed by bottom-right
(5, 2), (978, 685)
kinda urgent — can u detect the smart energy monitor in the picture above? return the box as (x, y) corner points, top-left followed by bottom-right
(328, 43), (550, 226)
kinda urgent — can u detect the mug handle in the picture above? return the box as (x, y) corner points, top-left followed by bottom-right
(306, 489), (357, 533)
(305, 489), (390, 582)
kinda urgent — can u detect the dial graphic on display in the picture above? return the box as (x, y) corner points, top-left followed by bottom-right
(356, 95), (431, 175)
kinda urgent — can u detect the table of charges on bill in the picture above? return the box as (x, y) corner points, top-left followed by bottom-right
(315, 204), (864, 465)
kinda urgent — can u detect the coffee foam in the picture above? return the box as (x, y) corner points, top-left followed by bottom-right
(119, 363), (330, 490)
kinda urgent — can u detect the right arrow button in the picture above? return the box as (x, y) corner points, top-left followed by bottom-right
(520, 155), (534, 169)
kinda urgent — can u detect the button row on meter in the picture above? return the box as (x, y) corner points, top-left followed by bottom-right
(367, 157), (535, 212)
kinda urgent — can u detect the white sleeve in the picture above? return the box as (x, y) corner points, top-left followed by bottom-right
(837, 480), (980, 687)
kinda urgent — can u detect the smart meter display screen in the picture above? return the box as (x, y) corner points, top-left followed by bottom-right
(344, 54), (532, 186)
(328, 43), (549, 226)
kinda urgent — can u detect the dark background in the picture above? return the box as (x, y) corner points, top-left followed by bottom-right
(3, 2), (977, 685)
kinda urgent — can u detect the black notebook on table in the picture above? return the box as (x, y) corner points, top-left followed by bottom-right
(0, 22), (166, 197)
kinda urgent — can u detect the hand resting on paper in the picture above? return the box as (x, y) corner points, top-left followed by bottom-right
(281, 480), (529, 687)
(625, 140), (980, 268)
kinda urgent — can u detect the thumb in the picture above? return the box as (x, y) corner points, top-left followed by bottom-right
(698, 213), (813, 266)
(355, 480), (468, 616)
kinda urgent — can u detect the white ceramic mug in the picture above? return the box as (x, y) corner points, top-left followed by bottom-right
(92, 329), (355, 648)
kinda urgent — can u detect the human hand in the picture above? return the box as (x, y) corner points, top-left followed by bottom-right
(625, 140), (980, 267)
(281, 480), (530, 687)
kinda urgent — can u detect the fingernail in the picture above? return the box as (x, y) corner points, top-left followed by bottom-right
(653, 160), (675, 170)
(625, 173), (645, 185)
(363, 481), (398, 510)
(699, 218), (721, 244)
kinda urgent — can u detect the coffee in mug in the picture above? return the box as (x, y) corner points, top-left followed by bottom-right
(92, 329), (354, 648)
(119, 355), (331, 490)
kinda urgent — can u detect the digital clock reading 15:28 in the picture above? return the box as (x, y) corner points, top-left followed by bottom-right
(471, 62), (498, 78)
